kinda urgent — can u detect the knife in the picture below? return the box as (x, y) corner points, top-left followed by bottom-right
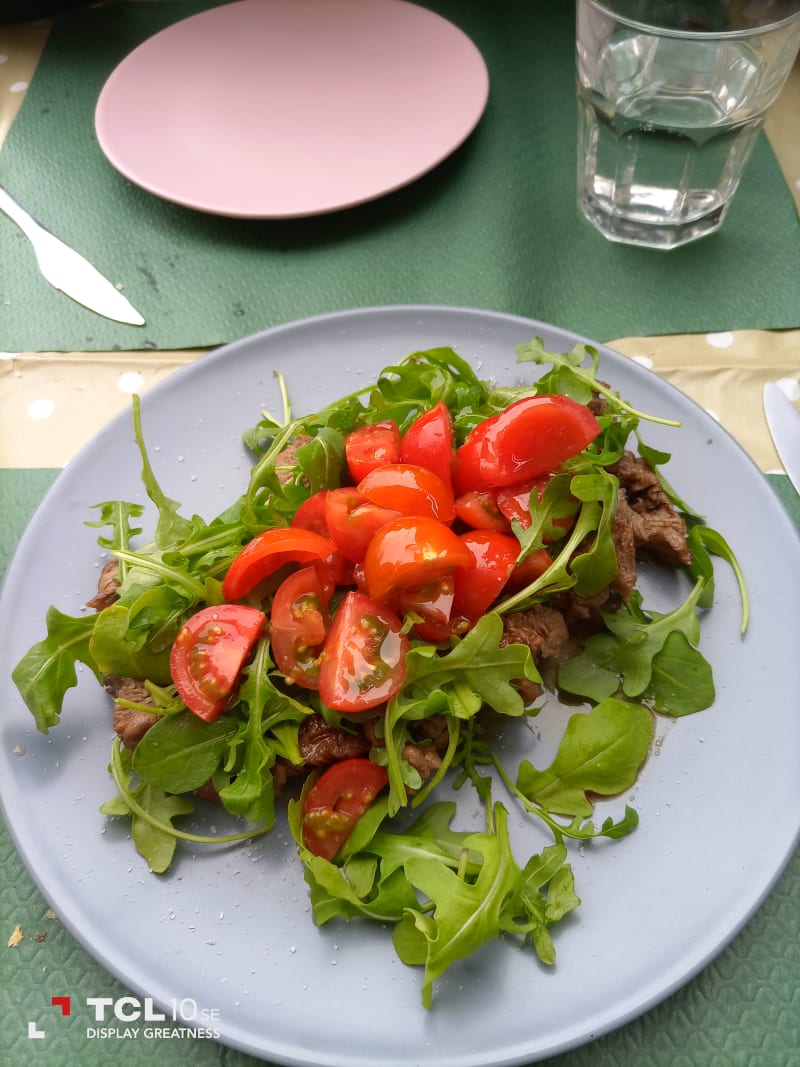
(763, 382), (800, 496)
(0, 184), (145, 326)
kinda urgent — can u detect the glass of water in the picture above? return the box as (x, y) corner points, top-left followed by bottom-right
(576, 0), (800, 249)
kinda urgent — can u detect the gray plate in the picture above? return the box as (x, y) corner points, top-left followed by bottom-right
(1, 306), (798, 1067)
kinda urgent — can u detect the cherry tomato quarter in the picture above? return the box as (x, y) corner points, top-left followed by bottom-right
(270, 566), (331, 689)
(362, 516), (474, 603)
(400, 401), (455, 487)
(170, 604), (265, 722)
(357, 463), (455, 522)
(453, 488), (510, 532)
(455, 395), (601, 492)
(318, 592), (409, 713)
(345, 421), (402, 482)
(302, 758), (389, 860)
(222, 527), (339, 601)
(451, 531), (519, 627)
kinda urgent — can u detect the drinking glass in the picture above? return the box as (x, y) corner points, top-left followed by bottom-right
(576, 0), (800, 249)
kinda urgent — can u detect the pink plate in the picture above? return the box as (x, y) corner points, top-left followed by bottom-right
(94, 0), (489, 218)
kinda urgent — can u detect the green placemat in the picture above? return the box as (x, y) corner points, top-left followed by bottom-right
(1, 466), (799, 1065)
(1, 0), (800, 353)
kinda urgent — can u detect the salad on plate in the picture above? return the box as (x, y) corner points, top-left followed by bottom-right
(11, 337), (744, 1008)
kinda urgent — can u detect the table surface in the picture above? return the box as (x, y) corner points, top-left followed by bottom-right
(1, 5), (799, 1067)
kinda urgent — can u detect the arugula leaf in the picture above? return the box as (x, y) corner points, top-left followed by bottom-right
(85, 500), (144, 582)
(11, 608), (101, 733)
(515, 338), (681, 427)
(132, 711), (239, 793)
(557, 581), (713, 715)
(516, 697), (654, 817)
(131, 395), (194, 550)
(89, 603), (173, 685)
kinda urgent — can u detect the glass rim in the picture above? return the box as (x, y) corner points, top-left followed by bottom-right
(584, 0), (800, 39)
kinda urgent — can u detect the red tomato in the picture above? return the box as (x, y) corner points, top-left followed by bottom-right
(453, 488), (510, 532)
(507, 548), (554, 590)
(170, 604), (265, 722)
(357, 463), (455, 523)
(270, 567), (330, 689)
(324, 487), (403, 563)
(291, 491), (330, 536)
(496, 474), (578, 538)
(345, 421), (402, 482)
(302, 758), (389, 860)
(393, 576), (455, 642)
(451, 531), (519, 627)
(400, 401), (455, 487)
(318, 592), (409, 713)
(222, 527), (339, 601)
(363, 516), (474, 603)
(455, 395), (601, 492)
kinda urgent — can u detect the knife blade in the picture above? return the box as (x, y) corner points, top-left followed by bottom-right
(763, 382), (800, 496)
(0, 184), (145, 326)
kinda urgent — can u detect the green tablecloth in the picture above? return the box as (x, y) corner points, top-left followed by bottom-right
(2, 0), (800, 352)
(1, 468), (799, 1067)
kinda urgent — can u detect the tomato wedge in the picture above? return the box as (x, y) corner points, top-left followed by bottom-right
(400, 400), (455, 487)
(318, 592), (409, 712)
(345, 420), (402, 482)
(363, 516), (474, 603)
(170, 604), (265, 722)
(270, 566), (330, 689)
(222, 527), (339, 601)
(451, 531), (519, 628)
(302, 758), (389, 860)
(393, 576), (455, 642)
(357, 463), (455, 522)
(455, 394), (601, 492)
(453, 488), (510, 532)
(324, 487), (402, 563)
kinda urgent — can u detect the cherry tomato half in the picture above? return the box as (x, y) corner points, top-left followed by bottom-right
(400, 400), (455, 488)
(455, 395), (601, 492)
(357, 463), (455, 523)
(222, 527), (339, 601)
(345, 421), (402, 482)
(270, 566), (331, 689)
(318, 592), (409, 713)
(302, 758), (389, 861)
(393, 576), (455, 642)
(324, 487), (403, 563)
(363, 516), (474, 603)
(170, 604), (265, 722)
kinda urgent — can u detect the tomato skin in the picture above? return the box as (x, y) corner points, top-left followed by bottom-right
(270, 566), (330, 689)
(453, 488), (511, 532)
(451, 531), (519, 627)
(345, 421), (402, 482)
(507, 547), (554, 590)
(291, 491), (330, 536)
(363, 516), (475, 603)
(302, 758), (389, 860)
(170, 604), (265, 721)
(455, 395), (601, 492)
(357, 463), (455, 523)
(393, 576), (455, 642)
(400, 401), (455, 488)
(318, 592), (409, 713)
(222, 527), (339, 601)
(324, 487), (403, 563)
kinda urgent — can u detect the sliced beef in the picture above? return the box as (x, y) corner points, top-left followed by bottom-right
(609, 451), (692, 568)
(274, 433), (313, 485)
(105, 675), (160, 749)
(298, 713), (370, 766)
(500, 605), (570, 661)
(86, 559), (121, 610)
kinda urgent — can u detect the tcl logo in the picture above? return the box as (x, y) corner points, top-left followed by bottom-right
(87, 997), (170, 1022)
